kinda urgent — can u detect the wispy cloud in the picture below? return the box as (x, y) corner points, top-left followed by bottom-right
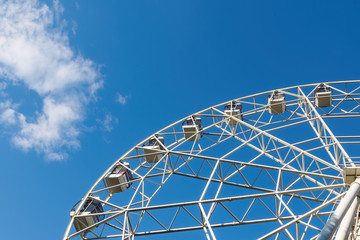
(97, 113), (118, 133)
(0, 0), (102, 160)
(71, 19), (78, 35)
(116, 92), (128, 105)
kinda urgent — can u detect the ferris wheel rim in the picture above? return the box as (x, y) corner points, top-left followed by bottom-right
(64, 80), (360, 240)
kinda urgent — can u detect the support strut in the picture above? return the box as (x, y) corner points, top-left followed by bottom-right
(334, 196), (359, 240)
(318, 178), (360, 240)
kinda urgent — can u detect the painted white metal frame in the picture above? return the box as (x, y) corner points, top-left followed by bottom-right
(64, 80), (360, 240)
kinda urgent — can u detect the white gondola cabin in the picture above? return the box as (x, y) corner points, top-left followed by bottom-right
(268, 92), (285, 114)
(105, 162), (133, 193)
(70, 196), (104, 232)
(143, 137), (165, 163)
(224, 102), (243, 125)
(343, 166), (360, 186)
(182, 117), (203, 141)
(314, 85), (332, 107)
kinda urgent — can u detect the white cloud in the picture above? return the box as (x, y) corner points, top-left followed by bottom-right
(0, 0), (101, 160)
(0, 101), (17, 125)
(116, 92), (128, 105)
(13, 97), (82, 157)
(97, 113), (117, 133)
(53, 0), (64, 24)
(0, 82), (6, 90)
(71, 20), (78, 35)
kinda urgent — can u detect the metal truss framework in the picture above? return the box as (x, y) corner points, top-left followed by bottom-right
(64, 80), (360, 240)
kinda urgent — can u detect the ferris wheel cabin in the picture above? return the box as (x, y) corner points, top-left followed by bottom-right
(224, 102), (243, 125)
(182, 117), (203, 141)
(105, 162), (133, 193)
(268, 92), (286, 114)
(314, 85), (332, 107)
(143, 137), (165, 163)
(70, 196), (104, 233)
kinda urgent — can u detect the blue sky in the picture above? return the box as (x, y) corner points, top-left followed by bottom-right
(1, 0), (360, 239)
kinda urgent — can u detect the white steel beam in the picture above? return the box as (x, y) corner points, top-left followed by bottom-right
(258, 192), (344, 240)
(212, 107), (341, 173)
(318, 178), (360, 240)
(297, 86), (353, 167)
(334, 196), (359, 240)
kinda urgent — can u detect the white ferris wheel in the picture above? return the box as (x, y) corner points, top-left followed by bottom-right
(64, 80), (360, 240)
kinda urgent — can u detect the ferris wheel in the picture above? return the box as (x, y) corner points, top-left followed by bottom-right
(64, 80), (360, 240)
